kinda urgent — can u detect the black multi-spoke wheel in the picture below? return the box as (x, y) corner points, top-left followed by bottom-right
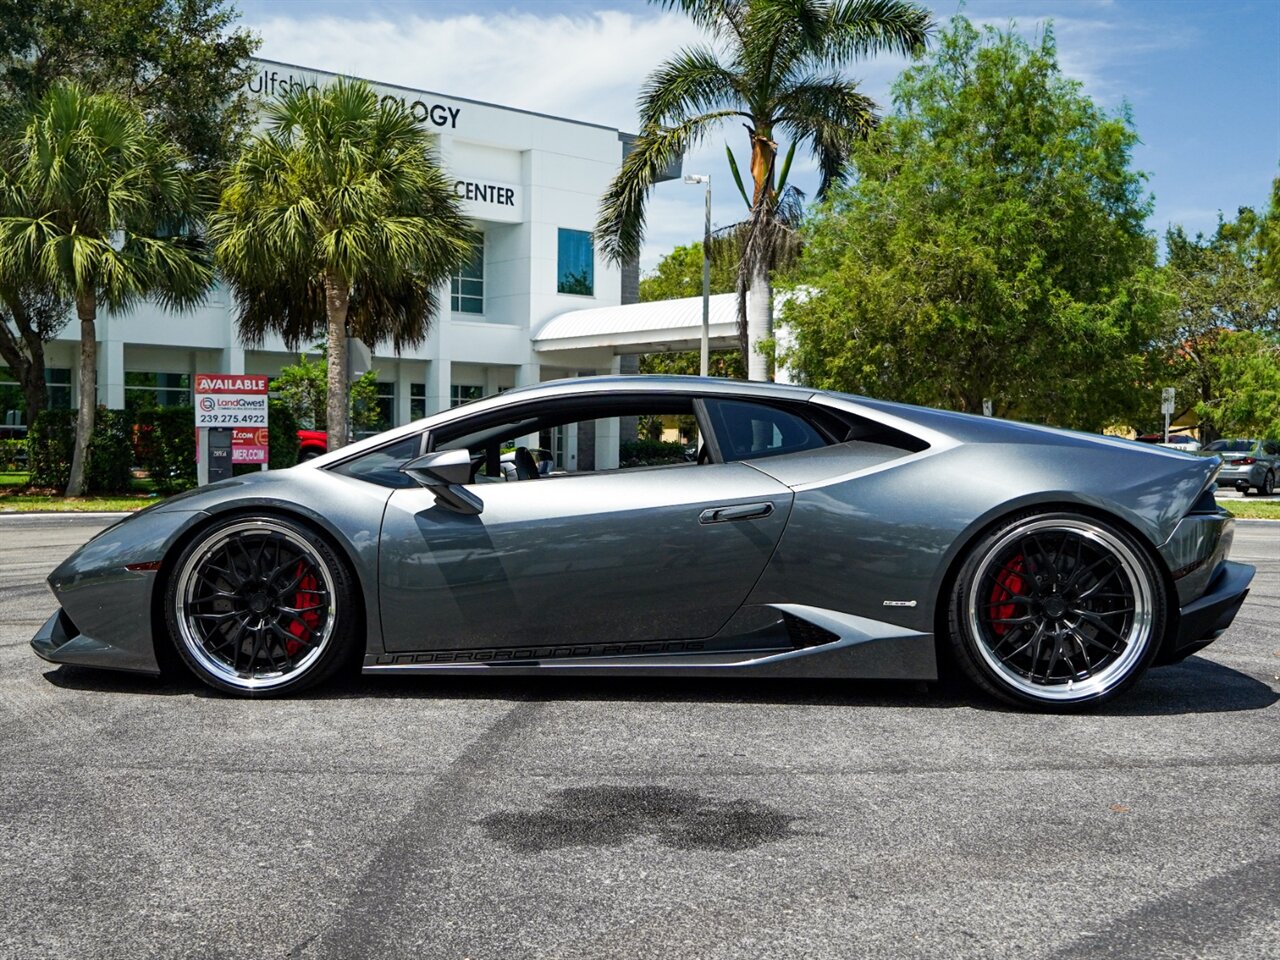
(166, 516), (355, 695)
(949, 512), (1165, 708)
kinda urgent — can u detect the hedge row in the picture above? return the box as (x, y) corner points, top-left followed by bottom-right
(619, 438), (690, 468)
(0, 438), (26, 470)
(28, 409), (133, 494)
(28, 401), (302, 496)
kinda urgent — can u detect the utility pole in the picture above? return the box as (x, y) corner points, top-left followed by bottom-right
(684, 174), (711, 377)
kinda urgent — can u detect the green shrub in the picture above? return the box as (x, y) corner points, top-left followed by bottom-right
(27, 410), (75, 489)
(0, 438), (27, 470)
(619, 438), (689, 468)
(86, 409), (133, 494)
(136, 407), (198, 495)
(269, 399), (300, 469)
(27, 409), (132, 493)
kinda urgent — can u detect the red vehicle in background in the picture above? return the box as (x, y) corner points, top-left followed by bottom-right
(296, 429), (327, 461)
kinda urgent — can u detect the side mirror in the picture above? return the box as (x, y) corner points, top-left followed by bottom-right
(400, 450), (483, 515)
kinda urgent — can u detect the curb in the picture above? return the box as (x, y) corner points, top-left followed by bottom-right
(0, 511), (134, 519)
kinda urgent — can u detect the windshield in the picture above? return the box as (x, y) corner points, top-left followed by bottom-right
(1204, 439), (1256, 453)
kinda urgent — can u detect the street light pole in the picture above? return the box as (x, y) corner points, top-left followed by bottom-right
(684, 174), (711, 377)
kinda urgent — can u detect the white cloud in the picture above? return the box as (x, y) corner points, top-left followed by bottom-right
(246, 8), (704, 132)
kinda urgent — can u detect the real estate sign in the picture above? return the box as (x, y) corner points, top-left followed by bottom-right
(194, 374), (269, 464)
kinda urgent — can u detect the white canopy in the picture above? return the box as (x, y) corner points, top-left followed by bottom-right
(533, 293), (740, 354)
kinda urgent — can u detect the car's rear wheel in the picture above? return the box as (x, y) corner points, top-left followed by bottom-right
(1260, 471), (1275, 496)
(165, 515), (356, 696)
(948, 511), (1165, 709)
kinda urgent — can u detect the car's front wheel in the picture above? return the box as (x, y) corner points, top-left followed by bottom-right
(165, 515), (356, 696)
(948, 511), (1165, 709)
(1259, 471), (1275, 496)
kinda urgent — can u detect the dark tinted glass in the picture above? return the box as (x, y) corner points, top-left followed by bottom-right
(330, 433), (423, 488)
(1205, 439), (1256, 453)
(707, 400), (828, 462)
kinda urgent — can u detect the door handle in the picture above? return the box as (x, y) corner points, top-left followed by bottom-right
(699, 502), (775, 524)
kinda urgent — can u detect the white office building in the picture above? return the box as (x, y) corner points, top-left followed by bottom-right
(1, 58), (700, 436)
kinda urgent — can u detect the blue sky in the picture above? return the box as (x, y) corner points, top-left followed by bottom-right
(237, 0), (1279, 268)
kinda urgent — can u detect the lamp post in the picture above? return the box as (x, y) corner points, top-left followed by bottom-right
(683, 173), (711, 377)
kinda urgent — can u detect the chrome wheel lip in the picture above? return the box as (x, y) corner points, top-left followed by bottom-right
(174, 520), (337, 691)
(966, 518), (1154, 702)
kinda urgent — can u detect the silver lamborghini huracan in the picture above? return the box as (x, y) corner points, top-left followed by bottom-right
(32, 376), (1253, 709)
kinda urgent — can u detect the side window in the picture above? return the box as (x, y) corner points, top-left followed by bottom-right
(705, 399), (829, 462)
(1266, 441), (1279, 456)
(432, 397), (702, 482)
(328, 433), (423, 488)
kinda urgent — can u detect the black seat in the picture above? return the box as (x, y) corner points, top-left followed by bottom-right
(513, 446), (540, 480)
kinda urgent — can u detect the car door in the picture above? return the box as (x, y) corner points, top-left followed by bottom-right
(378, 459), (794, 654)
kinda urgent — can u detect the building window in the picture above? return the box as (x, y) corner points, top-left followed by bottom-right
(374, 380), (395, 431)
(124, 372), (191, 412)
(451, 235), (485, 315)
(450, 384), (484, 408)
(0, 368), (71, 424)
(557, 228), (594, 296)
(410, 383), (426, 421)
(47, 368), (71, 410)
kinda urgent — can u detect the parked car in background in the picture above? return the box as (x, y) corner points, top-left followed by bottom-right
(1158, 434), (1201, 453)
(297, 429), (327, 461)
(1200, 438), (1279, 494)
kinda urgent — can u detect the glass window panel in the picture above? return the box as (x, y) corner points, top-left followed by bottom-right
(450, 235), (485, 314)
(707, 400), (829, 463)
(557, 228), (594, 296)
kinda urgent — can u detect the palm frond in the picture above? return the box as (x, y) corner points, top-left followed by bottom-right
(775, 75), (878, 195)
(818, 0), (933, 63)
(211, 75), (470, 352)
(596, 110), (739, 264)
(640, 45), (746, 128)
(725, 144), (752, 209)
(649, 0), (748, 46)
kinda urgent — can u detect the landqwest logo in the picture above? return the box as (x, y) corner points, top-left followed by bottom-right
(244, 68), (462, 129)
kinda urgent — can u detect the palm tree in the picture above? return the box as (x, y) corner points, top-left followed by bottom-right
(0, 83), (211, 495)
(597, 0), (932, 380)
(210, 77), (473, 452)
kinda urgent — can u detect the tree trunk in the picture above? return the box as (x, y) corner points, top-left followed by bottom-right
(0, 290), (49, 425)
(67, 293), (97, 497)
(0, 330), (46, 425)
(324, 273), (351, 452)
(746, 257), (772, 382)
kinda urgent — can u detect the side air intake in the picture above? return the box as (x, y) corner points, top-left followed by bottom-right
(782, 612), (840, 649)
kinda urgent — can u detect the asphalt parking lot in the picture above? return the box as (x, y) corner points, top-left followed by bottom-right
(1, 515), (1277, 960)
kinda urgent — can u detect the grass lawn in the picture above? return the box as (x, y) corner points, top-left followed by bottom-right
(0, 471), (159, 512)
(1217, 498), (1280, 520)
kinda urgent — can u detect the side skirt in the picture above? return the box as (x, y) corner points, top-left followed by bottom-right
(363, 604), (938, 680)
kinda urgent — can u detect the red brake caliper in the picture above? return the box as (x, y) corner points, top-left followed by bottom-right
(285, 561), (323, 657)
(989, 554), (1025, 636)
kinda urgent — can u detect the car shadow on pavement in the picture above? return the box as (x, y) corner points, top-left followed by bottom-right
(41, 653), (1278, 715)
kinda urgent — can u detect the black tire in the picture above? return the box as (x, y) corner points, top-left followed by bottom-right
(1260, 471), (1275, 496)
(298, 449), (323, 463)
(164, 514), (357, 696)
(947, 510), (1166, 710)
